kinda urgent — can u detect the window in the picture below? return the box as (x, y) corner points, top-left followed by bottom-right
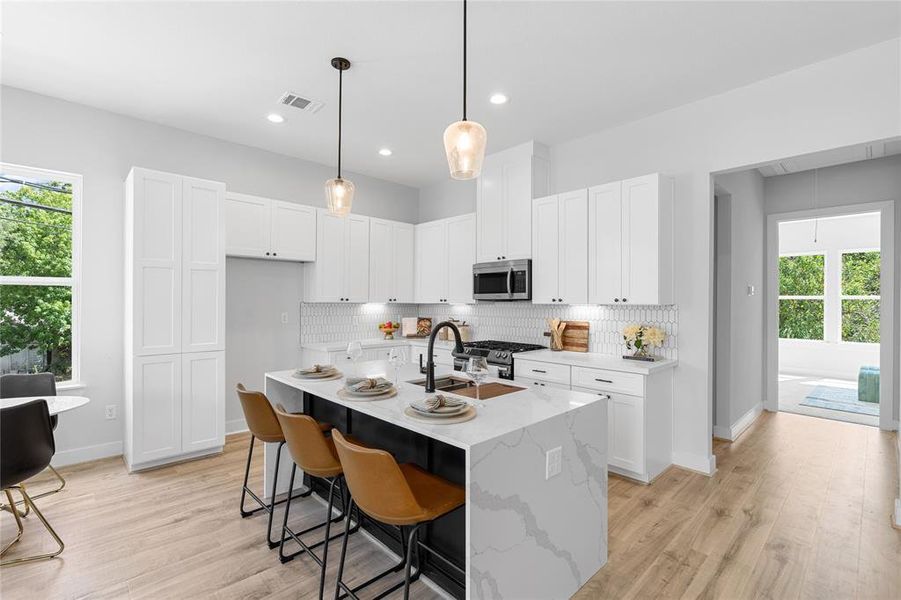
(778, 254), (825, 340)
(841, 250), (880, 343)
(0, 164), (81, 383)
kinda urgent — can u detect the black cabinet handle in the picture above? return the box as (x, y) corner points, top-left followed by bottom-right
(622, 298), (627, 302)
(595, 378), (613, 383)
(273, 252), (277, 256)
(614, 298), (620, 302)
(558, 298), (563, 302)
(265, 252), (270, 256)
(532, 369), (547, 374)
(551, 299), (556, 302)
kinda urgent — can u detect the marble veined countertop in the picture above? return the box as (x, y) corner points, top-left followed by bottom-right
(301, 338), (413, 352)
(515, 349), (678, 374)
(265, 360), (604, 450)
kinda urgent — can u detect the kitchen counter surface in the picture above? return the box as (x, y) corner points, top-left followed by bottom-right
(515, 348), (678, 374)
(266, 360), (604, 450)
(301, 337), (411, 352)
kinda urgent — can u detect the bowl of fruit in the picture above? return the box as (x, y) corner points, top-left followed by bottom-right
(379, 321), (400, 340)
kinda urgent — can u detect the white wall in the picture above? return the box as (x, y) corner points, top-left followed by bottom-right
(418, 177), (476, 222)
(0, 86), (419, 463)
(713, 170), (765, 439)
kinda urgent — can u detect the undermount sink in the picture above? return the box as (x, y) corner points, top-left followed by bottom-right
(407, 375), (476, 393)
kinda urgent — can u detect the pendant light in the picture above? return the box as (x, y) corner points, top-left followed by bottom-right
(443, 0), (487, 180)
(325, 57), (354, 216)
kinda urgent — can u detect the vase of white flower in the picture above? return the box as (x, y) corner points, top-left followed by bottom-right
(622, 324), (665, 361)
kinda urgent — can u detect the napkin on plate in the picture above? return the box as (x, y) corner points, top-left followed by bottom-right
(345, 377), (393, 393)
(298, 364), (335, 375)
(410, 394), (468, 413)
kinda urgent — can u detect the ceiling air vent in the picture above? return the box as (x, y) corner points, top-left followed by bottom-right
(278, 92), (324, 114)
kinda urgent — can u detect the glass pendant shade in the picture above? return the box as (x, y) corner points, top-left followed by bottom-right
(443, 119), (487, 180)
(325, 176), (354, 217)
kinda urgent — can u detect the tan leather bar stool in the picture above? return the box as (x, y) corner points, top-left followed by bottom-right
(331, 430), (465, 600)
(236, 384), (325, 548)
(274, 406), (362, 600)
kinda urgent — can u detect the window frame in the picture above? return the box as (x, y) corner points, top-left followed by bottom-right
(0, 162), (83, 386)
(839, 247), (880, 345)
(777, 251), (826, 342)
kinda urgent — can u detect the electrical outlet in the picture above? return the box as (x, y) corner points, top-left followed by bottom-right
(545, 446), (562, 480)
(747, 284), (756, 296)
(281, 312), (289, 324)
(105, 404), (117, 420)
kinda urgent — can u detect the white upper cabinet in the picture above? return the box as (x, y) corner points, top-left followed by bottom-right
(532, 190), (588, 304)
(225, 192), (316, 261)
(589, 174), (674, 305)
(476, 141), (550, 262)
(182, 177), (226, 353)
(415, 213), (475, 304)
(369, 218), (415, 303)
(305, 209), (370, 302)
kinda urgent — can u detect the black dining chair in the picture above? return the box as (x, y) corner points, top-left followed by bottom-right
(0, 373), (66, 501)
(1, 399), (65, 566)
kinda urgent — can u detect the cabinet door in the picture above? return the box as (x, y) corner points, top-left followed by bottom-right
(558, 189), (588, 304)
(225, 193), (271, 258)
(621, 174), (661, 305)
(446, 214), (476, 303)
(182, 177), (225, 353)
(588, 182), (623, 304)
(270, 201), (316, 261)
(476, 160), (505, 262)
(504, 161), (533, 260)
(132, 169), (182, 356)
(132, 354), (182, 464)
(369, 218), (395, 302)
(517, 376), (571, 392)
(415, 221), (447, 303)
(312, 210), (346, 302)
(394, 222), (416, 303)
(344, 215), (370, 302)
(181, 351), (224, 453)
(607, 392), (645, 474)
(531, 195), (559, 304)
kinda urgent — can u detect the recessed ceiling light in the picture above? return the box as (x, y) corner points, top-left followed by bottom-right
(378, 148), (393, 157)
(489, 93), (508, 105)
(267, 113), (285, 123)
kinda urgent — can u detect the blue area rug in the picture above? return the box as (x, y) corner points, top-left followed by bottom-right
(800, 385), (879, 416)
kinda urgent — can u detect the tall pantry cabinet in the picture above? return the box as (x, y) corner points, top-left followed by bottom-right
(124, 167), (226, 472)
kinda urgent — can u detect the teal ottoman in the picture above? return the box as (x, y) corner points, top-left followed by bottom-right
(858, 366), (880, 404)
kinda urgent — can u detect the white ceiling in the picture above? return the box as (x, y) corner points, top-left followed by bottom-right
(2, 1), (899, 188)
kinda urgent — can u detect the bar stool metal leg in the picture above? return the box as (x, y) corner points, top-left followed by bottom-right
(0, 485), (64, 566)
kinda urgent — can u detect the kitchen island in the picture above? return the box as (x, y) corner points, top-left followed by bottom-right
(263, 360), (607, 600)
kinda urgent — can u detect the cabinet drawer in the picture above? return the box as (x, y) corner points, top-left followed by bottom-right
(516, 376), (570, 392)
(572, 366), (644, 396)
(515, 359), (571, 385)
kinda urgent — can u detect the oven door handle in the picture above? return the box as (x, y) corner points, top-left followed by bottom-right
(507, 268), (513, 295)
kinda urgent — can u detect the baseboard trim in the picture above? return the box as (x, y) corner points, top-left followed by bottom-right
(126, 446), (223, 473)
(226, 417), (248, 435)
(672, 451), (716, 476)
(51, 440), (123, 468)
(715, 403), (763, 442)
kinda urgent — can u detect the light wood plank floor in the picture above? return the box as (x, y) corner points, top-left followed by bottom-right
(2, 411), (899, 599)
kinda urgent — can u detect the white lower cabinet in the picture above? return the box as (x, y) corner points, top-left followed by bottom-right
(126, 350), (226, 471)
(515, 376), (571, 391)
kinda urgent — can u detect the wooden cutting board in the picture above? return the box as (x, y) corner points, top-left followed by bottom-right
(453, 382), (526, 400)
(561, 321), (590, 352)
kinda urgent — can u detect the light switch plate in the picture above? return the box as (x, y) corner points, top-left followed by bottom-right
(546, 446), (562, 480)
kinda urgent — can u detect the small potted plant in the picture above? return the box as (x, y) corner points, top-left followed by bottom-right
(623, 324), (665, 361)
(379, 321), (400, 340)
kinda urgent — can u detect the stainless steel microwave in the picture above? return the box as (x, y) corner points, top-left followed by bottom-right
(472, 259), (531, 300)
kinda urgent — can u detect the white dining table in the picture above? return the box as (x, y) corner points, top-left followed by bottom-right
(0, 395), (90, 416)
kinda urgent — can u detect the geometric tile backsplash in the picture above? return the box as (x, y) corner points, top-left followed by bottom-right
(301, 302), (678, 359)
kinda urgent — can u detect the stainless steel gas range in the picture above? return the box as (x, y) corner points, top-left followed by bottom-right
(462, 340), (545, 380)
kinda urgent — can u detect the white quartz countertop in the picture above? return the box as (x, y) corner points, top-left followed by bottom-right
(265, 360), (604, 450)
(302, 338), (413, 352)
(514, 349), (678, 374)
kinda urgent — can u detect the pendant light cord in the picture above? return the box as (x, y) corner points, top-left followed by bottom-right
(337, 67), (343, 179)
(463, 0), (467, 121)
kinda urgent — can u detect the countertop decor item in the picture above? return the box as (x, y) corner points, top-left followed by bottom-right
(547, 318), (566, 350)
(416, 317), (432, 337)
(378, 321), (400, 339)
(324, 57), (354, 216)
(623, 324), (666, 361)
(561, 320), (590, 352)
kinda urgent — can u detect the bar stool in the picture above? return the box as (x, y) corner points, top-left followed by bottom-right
(236, 384), (327, 548)
(331, 430), (465, 600)
(273, 406), (362, 600)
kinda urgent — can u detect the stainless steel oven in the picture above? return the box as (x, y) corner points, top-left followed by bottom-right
(472, 259), (531, 301)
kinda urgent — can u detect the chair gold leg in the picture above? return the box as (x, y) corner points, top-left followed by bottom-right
(0, 490), (24, 556)
(1, 465), (66, 508)
(0, 484), (64, 566)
